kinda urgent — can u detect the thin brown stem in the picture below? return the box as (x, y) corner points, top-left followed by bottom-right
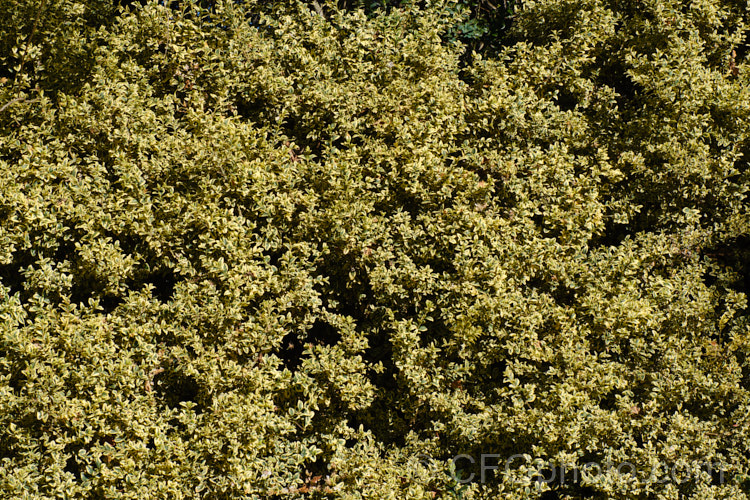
(0, 96), (39, 114)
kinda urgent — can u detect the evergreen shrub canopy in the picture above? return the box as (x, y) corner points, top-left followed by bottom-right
(1, 0), (749, 497)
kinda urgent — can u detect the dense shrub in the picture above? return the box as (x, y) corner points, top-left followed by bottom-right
(1, 0), (749, 498)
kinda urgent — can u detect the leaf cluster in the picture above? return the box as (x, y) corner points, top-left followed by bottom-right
(1, 0), (749, 498)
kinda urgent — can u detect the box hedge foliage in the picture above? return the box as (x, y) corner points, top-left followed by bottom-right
(1, 0), (749, 498)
